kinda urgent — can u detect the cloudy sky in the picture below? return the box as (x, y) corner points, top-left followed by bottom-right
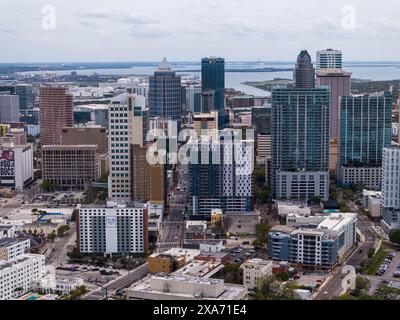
(1, 0), (400, 62)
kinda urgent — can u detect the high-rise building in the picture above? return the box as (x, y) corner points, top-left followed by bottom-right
(108, 94), (148, 201)
(201, 57), (225, 128)
(0, 95), (19, 123)
(338, 92), (392, 189)
(149, 57), (182, 122)
(316, 69), (352, 140)
(316, 49), (343, 70)
(252, 105), (272, 165)
(381, 146), (400, 232)
(131, 144), (165, 204)
(293, 50), (315, 89)
(39, 86), (73, 146)
(271, 86), (330, 201)
(77, 202), (148, 255)
(188, 130), (254, 219)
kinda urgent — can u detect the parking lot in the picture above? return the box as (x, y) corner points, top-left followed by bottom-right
(56, 265), (128, 290)
(376, 252), (398, 277)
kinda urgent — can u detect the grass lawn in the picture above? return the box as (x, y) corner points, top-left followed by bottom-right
(363, 249), (388, 275)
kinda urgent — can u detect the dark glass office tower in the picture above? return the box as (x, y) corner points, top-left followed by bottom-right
(149, 57), (182, 121)
(201, 57), (225, 128)
(294, 50), (315, 89)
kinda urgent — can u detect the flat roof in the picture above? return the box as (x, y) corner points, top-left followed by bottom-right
(317, 213), (357, 232)
(0, 237), (29, 247)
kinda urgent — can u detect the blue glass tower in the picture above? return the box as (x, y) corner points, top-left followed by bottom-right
(201, 57), (225, 129)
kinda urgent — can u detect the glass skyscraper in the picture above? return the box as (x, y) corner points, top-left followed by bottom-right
(271, 85), (330, 200)
(339, 92), (392, 167)
(201, 57), (225, 129)
(338, 92), (392, 189)
(148, 57), (182, 121)
(293, 50), (315, 89)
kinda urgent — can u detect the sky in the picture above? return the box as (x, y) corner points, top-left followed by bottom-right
(1, 0), (400, 62)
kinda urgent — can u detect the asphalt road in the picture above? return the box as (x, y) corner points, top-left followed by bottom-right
(82, 263), (149, 300)
(46, 223), (77, 266)
(157, 166), (187, 252)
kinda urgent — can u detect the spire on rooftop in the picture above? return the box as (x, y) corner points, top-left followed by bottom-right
(158, 57), (172, 71)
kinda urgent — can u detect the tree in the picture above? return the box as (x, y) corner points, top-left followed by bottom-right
(57, 225), (70, 237)
(254, 275), (300, 300)
(255, 223), (271, 247)
(71, 209), (79, 222)
(47, 231), (56, 242)
(389, 230), (400, 246)
(224, 263), (241, 284)
(276, 272), (290, 282)
(68, 286), (88, 300)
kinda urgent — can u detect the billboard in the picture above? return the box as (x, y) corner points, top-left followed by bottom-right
(0, 149), (15, 177)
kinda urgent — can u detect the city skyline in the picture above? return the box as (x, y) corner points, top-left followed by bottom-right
(2, 0), (400, 62)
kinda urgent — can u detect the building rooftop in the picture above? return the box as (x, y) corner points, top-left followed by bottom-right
(150, 248), (200, 262)
(317, 213), (357, 232)
(0, 254), (42, 271)
(0, 237), (29, 247)
(241, 259), (273, 270)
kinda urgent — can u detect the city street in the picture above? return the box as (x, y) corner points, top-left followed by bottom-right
(157, 165), (187, 252)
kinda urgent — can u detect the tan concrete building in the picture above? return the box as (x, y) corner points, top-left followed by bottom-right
(39, 86), (73, 146)
(131, 144), (165, 203)
(193, 111), (218, 138)
(329, 139), (339, 175)
(42, 145), (100, 190)
(61, 127), (108, 154)
(148, 254), (186, 274)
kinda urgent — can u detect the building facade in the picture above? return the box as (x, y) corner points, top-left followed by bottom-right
(188, 132), (254, 219)
(271, 86), (330, 200)
(338, 93), (392, 189)
(201, 57), (225, 128)
(316, 49), (343, 70)
(268, 213), (357, 269)
(293, 50), (315, 89)
(149, 58), (182, 122)
(42, 145), (99, 190)
(0, 143), (33, 191)
(39, 86), (73, 146)
(77, 202), (148, 255)
(316, 69), (351, 140)
(381, 147), (400, 232)
(108, 94), (148, 201)
(0, 95), (19, 123)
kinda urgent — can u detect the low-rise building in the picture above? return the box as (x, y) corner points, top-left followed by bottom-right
(0, 238), (30, 261)
(240, 259), (273, 289)
(199, 241), (225, 253)
(127, 274), (248, 300)
(274, 200), (311, 217)
(0, 254), (46, 300)
(223, 211), (260, 235)
(148, 248), (200, 274)
(32, 274), (84, 295)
